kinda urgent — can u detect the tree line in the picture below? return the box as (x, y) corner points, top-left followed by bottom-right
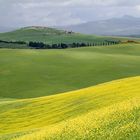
(28, 40), (120, 49)
(0, 39), (121, 49)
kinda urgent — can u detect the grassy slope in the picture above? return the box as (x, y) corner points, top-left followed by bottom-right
(0, 27), (121, 44)
(0, 76), (140, 140)
(0, 44), (140, 99)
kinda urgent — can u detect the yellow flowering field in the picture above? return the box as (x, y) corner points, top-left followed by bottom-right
(0, 76), (140, 140)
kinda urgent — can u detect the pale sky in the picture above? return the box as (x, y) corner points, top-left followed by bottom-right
(0, 0), (140, 27)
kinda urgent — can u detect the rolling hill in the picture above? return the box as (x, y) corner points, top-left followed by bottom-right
(0, 76), (140, 140)
(0, 26), (140, 50)
(0, 44), (140, 99)
(61, 15), (140, 36)
(0, 26), (122, 45)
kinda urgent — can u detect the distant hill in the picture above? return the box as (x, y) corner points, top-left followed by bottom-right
(0, 26), (122, 45)
(60, 15), (140, 36)
(127, 35), (140, 38)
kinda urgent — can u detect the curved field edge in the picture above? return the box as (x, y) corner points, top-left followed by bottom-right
(0, 76), (140, 139)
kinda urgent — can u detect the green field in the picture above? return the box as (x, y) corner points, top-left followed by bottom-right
(0, 44), (140, 99)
